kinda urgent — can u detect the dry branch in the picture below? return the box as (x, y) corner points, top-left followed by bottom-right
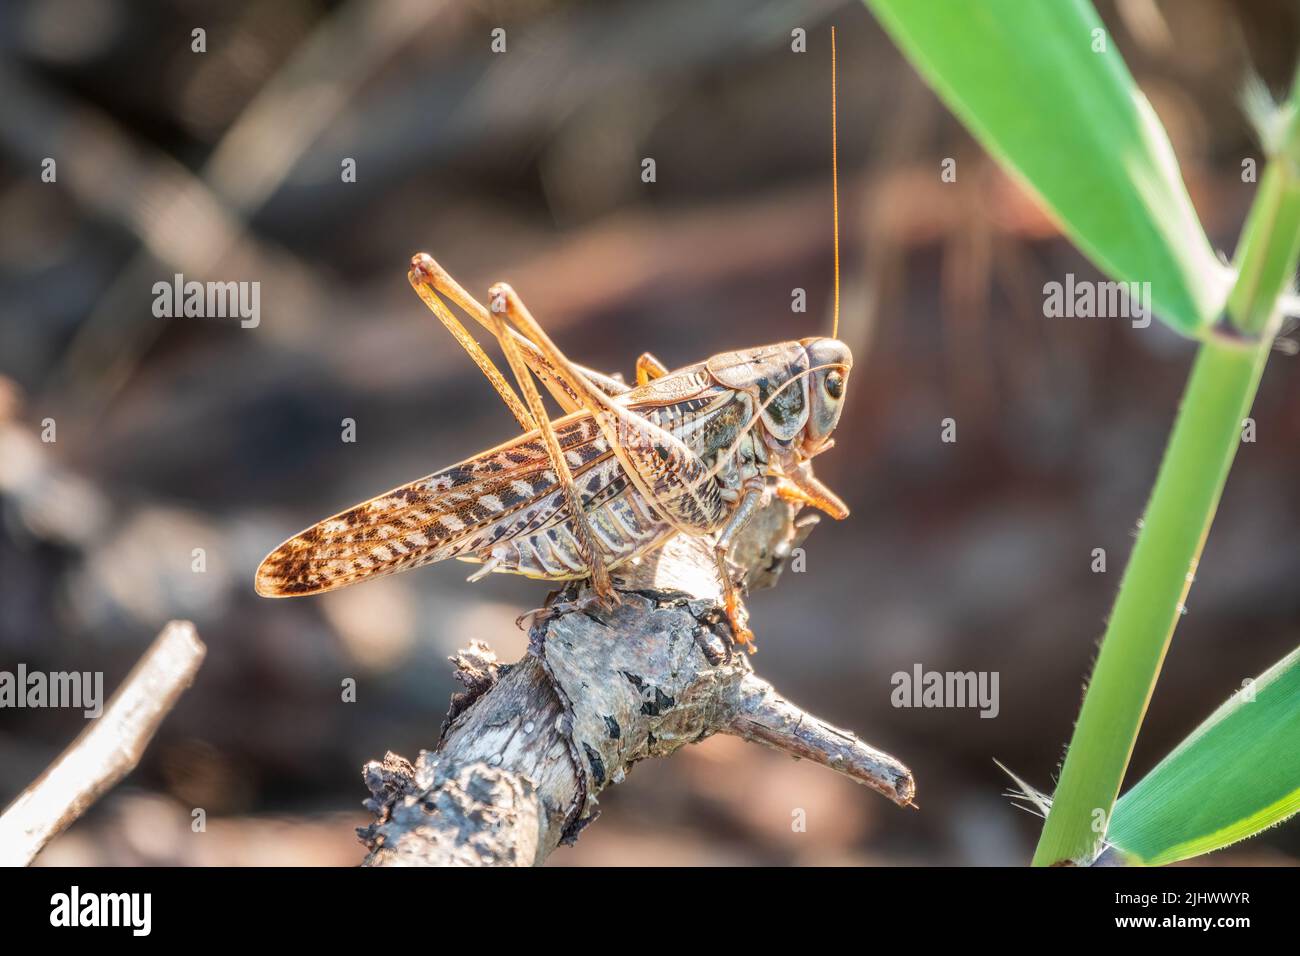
(360, 502), (914, 866)
(0, 620), (206, 867)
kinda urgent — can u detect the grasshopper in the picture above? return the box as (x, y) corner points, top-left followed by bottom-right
(256, 32), (851, 652)
(255, 254), (852, 650)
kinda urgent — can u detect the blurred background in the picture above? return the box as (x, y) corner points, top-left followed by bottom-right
(1, 0), (1298, 866)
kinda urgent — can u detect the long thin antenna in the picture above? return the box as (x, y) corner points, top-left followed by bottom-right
(831, 26), (840, 340)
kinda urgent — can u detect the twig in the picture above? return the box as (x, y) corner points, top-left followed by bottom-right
(729, 677), (915, 806)
(0, 621), (206, 867)
(359, 501), (914, 866)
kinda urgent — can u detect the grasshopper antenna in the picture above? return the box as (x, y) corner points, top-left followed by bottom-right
(830, 25), (840, 340)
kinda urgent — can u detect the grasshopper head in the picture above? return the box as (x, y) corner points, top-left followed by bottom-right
(799, 337), (853, 456)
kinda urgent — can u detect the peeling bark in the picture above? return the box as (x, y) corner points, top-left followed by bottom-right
(360, 500), (914, 866)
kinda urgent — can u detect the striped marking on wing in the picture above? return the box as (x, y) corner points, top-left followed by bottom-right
(254, 414), (614, 597)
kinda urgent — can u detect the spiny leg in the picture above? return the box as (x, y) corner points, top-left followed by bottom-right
(485, 285), (618, 606)
(411, 254), (628, 414)
(407, 262), (536, 431)
(635, 352), (669, 386)
(485, 283), (721, 539)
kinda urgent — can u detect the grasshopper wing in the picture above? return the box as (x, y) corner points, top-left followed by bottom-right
(255, 413), (614, 597)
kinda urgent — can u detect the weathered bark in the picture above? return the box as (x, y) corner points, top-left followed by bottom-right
(359, 501), (915, 866)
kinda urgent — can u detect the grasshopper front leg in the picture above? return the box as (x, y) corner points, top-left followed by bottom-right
(775, 464), (850, 520)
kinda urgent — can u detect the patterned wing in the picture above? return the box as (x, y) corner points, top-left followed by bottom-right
(254, 413), (614, 597)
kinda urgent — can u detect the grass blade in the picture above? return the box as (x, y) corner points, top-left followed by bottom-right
(1108, 647), (1300, 865)
(864, 0), (1228, 335)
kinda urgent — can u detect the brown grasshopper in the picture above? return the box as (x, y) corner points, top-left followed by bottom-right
(256, 30), (850, 651)
(254, 253), (853, 650)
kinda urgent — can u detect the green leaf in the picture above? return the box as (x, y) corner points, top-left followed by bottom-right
(864, 0), (1229, 335)
(1108, 647), (1300, 865)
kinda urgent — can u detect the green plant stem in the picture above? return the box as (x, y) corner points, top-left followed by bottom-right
(1031, 337), (1268, 866)
(1227, 162), (1300, 336)
(1032, 93), (1300, 866)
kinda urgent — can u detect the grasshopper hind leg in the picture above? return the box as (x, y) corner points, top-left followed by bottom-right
(485, 283), (619, 608)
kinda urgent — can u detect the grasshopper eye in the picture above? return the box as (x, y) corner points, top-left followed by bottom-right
(824, 369), (845, 400)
